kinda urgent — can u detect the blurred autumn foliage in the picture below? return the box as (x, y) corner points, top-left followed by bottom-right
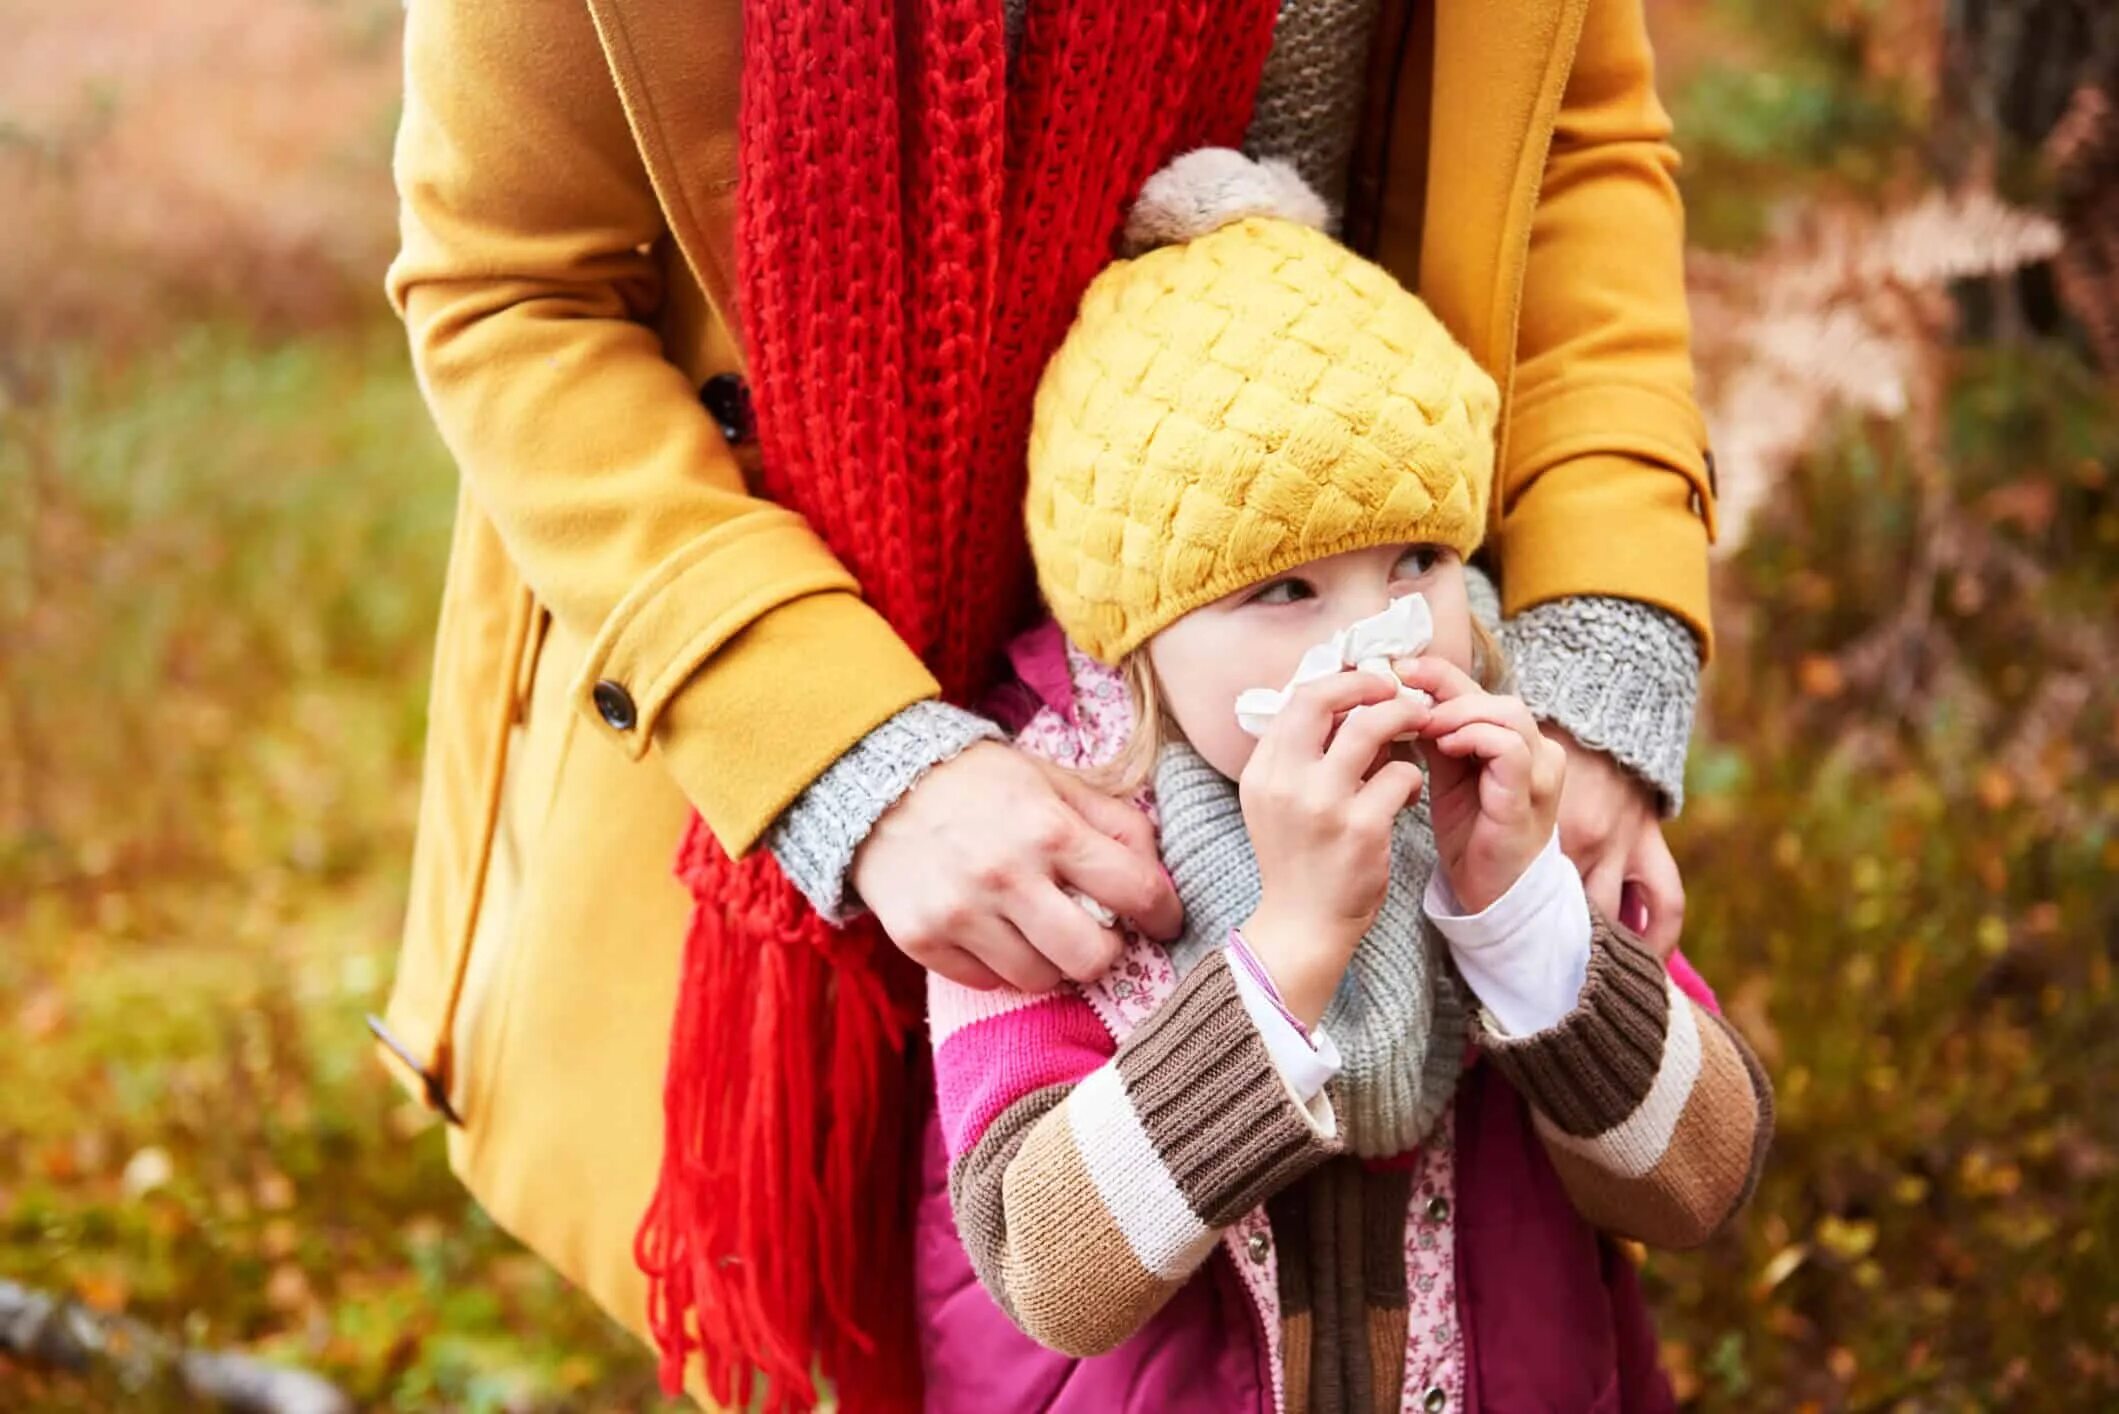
(1648, 1), (2119, 1407)
(1, 0), (2114, 1410)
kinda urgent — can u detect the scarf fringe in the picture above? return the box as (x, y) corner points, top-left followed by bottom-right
(637, 819), (921, 1412)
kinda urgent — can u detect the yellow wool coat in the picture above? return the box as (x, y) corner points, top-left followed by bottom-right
(378, 0), (1716, 1389)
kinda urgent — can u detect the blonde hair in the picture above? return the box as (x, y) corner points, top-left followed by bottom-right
(1086, 614), (1507, 799)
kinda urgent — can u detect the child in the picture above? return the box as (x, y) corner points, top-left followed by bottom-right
(915, 150), (1772, 1413)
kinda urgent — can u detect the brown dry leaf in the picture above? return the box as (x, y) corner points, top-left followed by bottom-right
(491, 1253), (550, 1299)
(16, 985), (67, 1040)
(1980, 480), (2060, 536)
(1765, 1304), (1814, 1340)
(1975, 766), (2017, 811)
(2056, 1126), (2116, 1182)
(255, 1168), (296, 1212)
(1960, 1147), (2023, 1197)
(37, 1139), (79, 1182)
(73, 1270), (130, 1314)
(1689, 189), (2063, 552)
(1798, 654), (1846, 699)
(262, 1217), (300, 1260)
(265, 1263), (313, 1314)
(2023, 1273), (2064, 1316)
(1660, 1340), (1701, 1403)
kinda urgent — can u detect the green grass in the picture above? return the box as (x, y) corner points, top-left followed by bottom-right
(0, 325), (670, 1410)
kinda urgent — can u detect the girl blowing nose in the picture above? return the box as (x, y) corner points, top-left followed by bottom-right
(916, 150), (1773, 1413)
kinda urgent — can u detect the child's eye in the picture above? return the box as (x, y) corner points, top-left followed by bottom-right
(1250, 578), (1315, 606)
(1393, 546), (1443, 579)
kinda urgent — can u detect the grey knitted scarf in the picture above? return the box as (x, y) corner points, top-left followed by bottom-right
(1154, 741), (1468, 1158)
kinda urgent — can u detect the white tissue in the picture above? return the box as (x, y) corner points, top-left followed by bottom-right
(1233, 593), (1436, 738)
(1067, 890), (1119, 928)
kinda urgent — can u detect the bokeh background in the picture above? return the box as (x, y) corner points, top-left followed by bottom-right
(3, 1), (2115, 1409)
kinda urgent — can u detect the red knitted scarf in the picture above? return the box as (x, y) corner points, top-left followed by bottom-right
(634, 1), (1279, 1408)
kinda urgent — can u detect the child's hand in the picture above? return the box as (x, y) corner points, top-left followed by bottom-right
(1396, 657), (1565, 914)
(1237, 671), (1431, 1025)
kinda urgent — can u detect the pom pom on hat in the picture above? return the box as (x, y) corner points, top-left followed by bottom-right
(1120, 148), (1331, 255)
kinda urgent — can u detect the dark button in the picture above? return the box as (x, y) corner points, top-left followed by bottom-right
(592, 679), (638, 731)
(1427, 1195), (1450, 1223)
(1245, 1231), (1271, 1264)
(700, 372), (755, 445)
(1424, 1386), (1448, 1412)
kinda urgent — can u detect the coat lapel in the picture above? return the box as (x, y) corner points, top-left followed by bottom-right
(582, 0), (746, 345)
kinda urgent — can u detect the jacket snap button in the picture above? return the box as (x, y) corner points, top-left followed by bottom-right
(1427, 1195), (1450, 1223)
(592, 679), (638, 731)
(1423, 1386), (1447, 1411)
(1245, 1231), (1271, 1264)
(700, 372), (755, 445)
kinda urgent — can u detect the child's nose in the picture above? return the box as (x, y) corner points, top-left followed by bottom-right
(1346, 585), (1397, 621)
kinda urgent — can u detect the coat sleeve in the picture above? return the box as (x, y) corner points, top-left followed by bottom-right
(387, 0), (939, 854)
(931, 953), (1339, 1356)
(1471, 916), (1775, 1249)
(1497, 0), (1719, 654)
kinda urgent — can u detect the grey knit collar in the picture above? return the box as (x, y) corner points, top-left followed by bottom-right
(1153, 741), (1467, 1157)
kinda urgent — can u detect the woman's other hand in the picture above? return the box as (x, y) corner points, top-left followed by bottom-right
(1546, 726), (1684, 958)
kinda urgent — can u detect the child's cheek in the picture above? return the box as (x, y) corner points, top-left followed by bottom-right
(1429, 617), (1477, 677)
(1187, 713), (1259, 783)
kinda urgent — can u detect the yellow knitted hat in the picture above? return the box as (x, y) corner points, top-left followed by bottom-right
(1026, 148), (1500, 664)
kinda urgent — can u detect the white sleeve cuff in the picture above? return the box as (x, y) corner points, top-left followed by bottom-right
(1424, 828), (1592, 1037)
(1224, 944), (1343, 1104)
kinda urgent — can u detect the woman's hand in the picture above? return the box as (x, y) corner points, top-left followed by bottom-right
(851, 742), (1182, 992)
(1396, 658), (1565, 914)
(1547, 726), (1684, 957)
(1237, 672), (1432, 1026)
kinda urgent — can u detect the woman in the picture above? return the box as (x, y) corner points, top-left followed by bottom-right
(375, 0), (1718, 1406)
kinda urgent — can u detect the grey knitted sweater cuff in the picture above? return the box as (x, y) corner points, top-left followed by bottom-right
(1500, 597), (1701, 817)
(766, 698), (1004, 923)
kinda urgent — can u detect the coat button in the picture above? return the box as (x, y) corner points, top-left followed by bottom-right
(1427, 1195), (1450, 1223)
(592, 679), (637, 731)
(1245, 1231), (1271, 1265)
(700, 372), (755, 445)
(1423, 1386), (1448, 1411)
